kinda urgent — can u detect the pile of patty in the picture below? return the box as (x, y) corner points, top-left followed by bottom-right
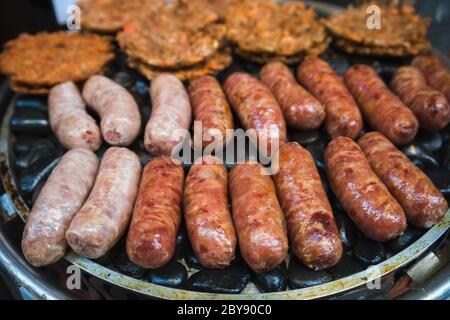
(78, 0), (165, 33)
(323, 5), (430, 57)
(225, 0), (329, 64)
(0, 31), (114, 94)
(117, 0), (232, 81)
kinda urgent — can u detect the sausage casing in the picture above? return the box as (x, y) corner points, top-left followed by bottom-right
(345, 64), (419, 145)
(188, 76), (234, 150)
(82, 75), (141, 146)
(412, 54), (450, 101)
(66, 147), (141, 259)
(359, 132), (448, 229)
(22, 149), (99, 267)
(274, 142), (342, 270)
(126, 156), (184, 269)
(229, 162), (288, 273)
(49, 82), (102, 151)
(391, 66), (450, 130)
(184, 156), (237, 269)
(145, 74), (192, 156)
(260, 61), (325, 130)
(324, 137), (407, 242)
(224, 72), (287, 157)
(297, 57), (363, 139)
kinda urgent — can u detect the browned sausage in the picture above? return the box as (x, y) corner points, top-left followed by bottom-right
(224, 72), (287, 157)
(345, 64), (419, 145)
(260, 61), (325, 130)
(183, 156), (237, 269)
(391, 66), (450, 130)
(324, 137), (407, 242)
(274, 142), (342, 270)
(126, 156), (184, 268)
(66, 147), (142, 259)
(188, 76), (234, 150)
(412, 54), (450, 101)
(21, 149), (99, 267)
(359, 132), (448, 229)
(229, 162), (288, 273)
(297, 57), (363, 139)
(48, 82), (102, 151)
(82, 75), (141, 147)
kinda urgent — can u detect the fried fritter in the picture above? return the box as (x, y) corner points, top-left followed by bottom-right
(226, 0), (328, 56)
(10, 82), (52, 95)
(235, 38), (330, 64)
(0, 31), (114, 92)
(334, 37), (429, 57)
(323, 5), (430, 55)
(129, 49), (232, 81)
(117, 1), (224, 69)
(78, 0), (165, 33)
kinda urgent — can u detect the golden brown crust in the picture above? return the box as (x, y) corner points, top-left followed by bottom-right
(226, 0), (328, 57)
(0, 31), (114, 91)
(78, 0), (165, 33)
(323, 5), (430, 57)
(117, 1), (223, 69)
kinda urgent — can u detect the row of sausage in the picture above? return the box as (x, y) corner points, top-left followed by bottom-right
(21, 131), (447, 273)
(48, 54), (450, 157)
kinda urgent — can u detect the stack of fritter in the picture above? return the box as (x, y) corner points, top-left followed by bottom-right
(225, 0), (329, 64)
(117, 0), (232, 81)
(0, 31), (114, 94)
(78, 0), (165, 33)
(323, 5), (430, 57)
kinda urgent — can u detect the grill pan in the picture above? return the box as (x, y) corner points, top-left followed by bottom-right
(0, 1), (449, 300)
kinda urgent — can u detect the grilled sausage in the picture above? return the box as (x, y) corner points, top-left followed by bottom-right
(188, 76), (234, 150)
(274, 142), (342, 270)
(22, 149), (99, 267)
(184, 156), (236, 269)
(391, 66), (450, 130)
(48, 82), (102, 151)
(229, 162), (288, 273)
(66, 147), (141, 259)
(224, 72), (287, 157)
(260, 61), (325, 130)
(145, 74), (192, 156)
(126, 156), (184, 269)
(345, 64), (419, 145)
(412, 54), (450, 101)
(324, 137), (407, 242)
(82, 75), (141, 146)
(297, 57), (363, 139)
(359, 132), (448, 229)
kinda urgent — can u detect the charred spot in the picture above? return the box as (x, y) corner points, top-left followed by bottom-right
(311, 211), (334, 234)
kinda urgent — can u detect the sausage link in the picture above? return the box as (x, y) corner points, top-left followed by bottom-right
(184, 156), (237, 269)
(345, 64), (419, 145)
(188, 76), (234, 150)
(359, 132), (448, 229)
(126, 156), (184, 269)
(82, 75), (141, 146)
(412, 54), (450, 101)
(297, 57), (363, 139)
(145, 74), (192, 156)
(229, 162), (288, 273)
(274, 142), (342, 270)
(224, 72), (287, 157)
(324, 137), (407, 242)
(66, 147), (141, 259)
(22, 149), (99, 267)
(49, 82), (102, 151)
(391, 66), (450, 130)
(260, 61), (325, 130)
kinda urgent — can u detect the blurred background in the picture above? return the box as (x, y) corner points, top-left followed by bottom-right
(0, 0), (448, 300)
